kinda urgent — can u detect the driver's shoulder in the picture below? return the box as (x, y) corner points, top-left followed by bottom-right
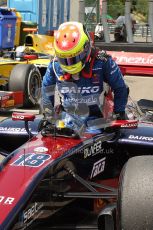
(96, 50), (112, 63)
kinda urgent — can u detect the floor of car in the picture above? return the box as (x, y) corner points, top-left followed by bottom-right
(28, 199), (99, 230)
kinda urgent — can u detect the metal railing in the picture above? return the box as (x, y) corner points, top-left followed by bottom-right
(134, 24), (151, 37)
(86, 22), (151, 38)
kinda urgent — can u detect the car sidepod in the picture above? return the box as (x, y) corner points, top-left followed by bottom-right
(0, 129), (119, 229)
(118, 121), (153, 156)
(0, 116), (42, 154)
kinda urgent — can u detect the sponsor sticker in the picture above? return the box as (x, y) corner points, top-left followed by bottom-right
(84, 140), (114, 159)
(109, 52), (153, 66)
(0, 127), (26, 132)
(0, 196), (15, 205)
(121, 122), (138, 128)
(128, 135), (153, 141)
(34, 147), (48, 153)
(90, 157), (106, 178)
(60, 86), (100, 94)
(23, 202), (43, 224)
(11, 153), (51, 167)
(84, 140), (102, 158)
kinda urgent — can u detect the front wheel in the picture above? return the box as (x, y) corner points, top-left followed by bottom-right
(8, 64), (42, 108)
(118, 156), (153, 230)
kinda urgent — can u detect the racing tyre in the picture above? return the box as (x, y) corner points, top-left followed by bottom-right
(8, 64), (42, 108)
(118, 156), (153, 230)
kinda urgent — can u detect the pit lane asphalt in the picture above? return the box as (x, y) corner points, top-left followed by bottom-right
(125, 75), (153, 101)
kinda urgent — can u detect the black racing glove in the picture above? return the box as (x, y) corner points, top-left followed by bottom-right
(40, 104), (64, 129)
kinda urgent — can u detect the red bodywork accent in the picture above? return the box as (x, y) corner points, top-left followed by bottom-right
(111, 119), (138, 128)
(23, 28), (38, 33)
(0, 91), (23, 109)
(0, 133), (92, 226)
(12, 112), (36, 121)
(23, 54), (38, 60)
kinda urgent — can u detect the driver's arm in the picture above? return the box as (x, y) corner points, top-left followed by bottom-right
(103, 56), (128, 119)
(41, 61), (56, 117)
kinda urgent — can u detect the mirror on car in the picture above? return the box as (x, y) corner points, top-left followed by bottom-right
(12, 112), (36, 122)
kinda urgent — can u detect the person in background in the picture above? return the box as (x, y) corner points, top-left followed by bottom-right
(95, 20), (104, 41)
(130, 9), (136, 34)
(115, 13), (127, 41)
(115, 11), (136, 40)
(116, 13), (125, 28)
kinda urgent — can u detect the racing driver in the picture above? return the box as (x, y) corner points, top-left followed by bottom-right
(41, 21), (129, 126)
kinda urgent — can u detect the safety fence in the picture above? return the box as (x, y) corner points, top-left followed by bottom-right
(86, 22), (151, 38)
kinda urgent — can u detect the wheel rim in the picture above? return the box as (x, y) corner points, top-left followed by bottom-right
(28, 73), (41, 104)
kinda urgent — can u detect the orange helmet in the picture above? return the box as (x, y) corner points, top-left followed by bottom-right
(54, 21), (91, 74)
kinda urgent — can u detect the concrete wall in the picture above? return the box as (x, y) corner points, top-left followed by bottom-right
(70, 0), (85, 23)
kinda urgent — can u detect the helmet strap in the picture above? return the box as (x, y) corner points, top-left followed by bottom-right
(63, 73), (80, 81)
(81, 48), (98, 78)
(63, 73), (71, 80)
(61, 48), (97, 80)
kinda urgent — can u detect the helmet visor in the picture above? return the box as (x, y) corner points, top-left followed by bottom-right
(57, 43), (91, 67)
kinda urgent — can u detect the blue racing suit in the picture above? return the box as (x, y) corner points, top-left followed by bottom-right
(42, 52), (128, 123)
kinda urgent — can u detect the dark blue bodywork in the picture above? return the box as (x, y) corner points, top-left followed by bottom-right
(0, 116), (153, 229)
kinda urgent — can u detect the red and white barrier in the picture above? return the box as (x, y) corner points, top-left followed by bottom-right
(108, 51), (153, 76)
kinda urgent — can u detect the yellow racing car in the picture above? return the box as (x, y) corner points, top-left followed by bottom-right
(0, 32), (54, 108)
